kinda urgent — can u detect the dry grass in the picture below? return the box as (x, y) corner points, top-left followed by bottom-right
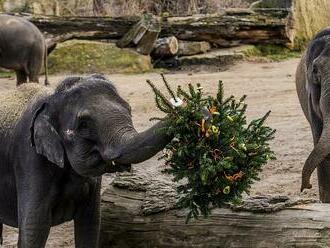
(7, 0), (254, 16)
(103, 0), (253, 16)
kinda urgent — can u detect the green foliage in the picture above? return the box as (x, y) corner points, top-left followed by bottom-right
(0, 71), (14, 79)
(147, 75), (276, 222)
(244, 45), (301, 61)
(48, 40), (153, 74)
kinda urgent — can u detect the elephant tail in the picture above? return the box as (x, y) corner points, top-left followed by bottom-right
(44, 43), (49, 86)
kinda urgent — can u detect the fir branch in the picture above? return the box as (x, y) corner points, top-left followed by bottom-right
(146, 79), (173, 111)
(161, 73), (177, 101)
(177, 85), (192, 100)
(147, 75), (276, 222)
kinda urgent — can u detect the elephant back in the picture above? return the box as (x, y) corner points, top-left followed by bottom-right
(0, 84), (52, 132)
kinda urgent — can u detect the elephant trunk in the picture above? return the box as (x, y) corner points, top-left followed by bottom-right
(301, 118), (330, 191)
(113, 121), (171, 165)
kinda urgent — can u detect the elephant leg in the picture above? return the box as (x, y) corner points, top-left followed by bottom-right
(15, 70), (27, 86)
(317, 160), (330, 202)
(28, 71), (39, 84)
(0, 223), (3, 246)
(74, 178), (101, 248)
(27, 44), (43, 84)
(17, 192), (51, 248)
(17, 169), (53, 247)
(18, 225), (50, 248)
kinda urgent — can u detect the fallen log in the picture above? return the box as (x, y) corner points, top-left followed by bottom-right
(20, 8), (293, 47)
(151, 36), (179, 58)
(100, 168), (325, 248)
(153, 46), (250, 71)
(178, 41), (211, 56)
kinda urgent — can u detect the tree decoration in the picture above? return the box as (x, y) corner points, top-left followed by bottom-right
(147, 75), (276, 222)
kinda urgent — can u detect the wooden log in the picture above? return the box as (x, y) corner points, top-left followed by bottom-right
(116, 15), (151, 48)
(136, 19), (161, 55)
(16, 8), (294, 47)
(151, 36), (179, 58)
(160, 8), (294, 47)
(100, 169), (325, 247)
(177, 41), (211, 56)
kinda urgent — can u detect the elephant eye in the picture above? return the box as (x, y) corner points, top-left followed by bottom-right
(78, 120), (88, 129)
(76, 115), (98, 142)
(77, 111), (92, 130)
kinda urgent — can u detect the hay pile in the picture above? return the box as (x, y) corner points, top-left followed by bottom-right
(0, 83), (52, 131)
(293, 0), (330, 48)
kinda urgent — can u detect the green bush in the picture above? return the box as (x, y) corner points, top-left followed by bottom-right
(148, 75), (276, 222)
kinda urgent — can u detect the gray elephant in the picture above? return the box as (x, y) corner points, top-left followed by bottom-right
(0, 74), (171, 247)
(0, 14), (48, 86)
(296, 28), (330, 202)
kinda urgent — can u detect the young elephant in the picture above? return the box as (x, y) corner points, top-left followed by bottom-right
(0, 74), (171, 247)
(0, 14), (48, 86)
(296, 28), (330, 202)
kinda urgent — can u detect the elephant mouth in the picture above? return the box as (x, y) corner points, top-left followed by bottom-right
(105, 160), (132, 173)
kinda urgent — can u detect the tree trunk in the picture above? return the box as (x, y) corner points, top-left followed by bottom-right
(116, 15), (153, 48)
(21, 8), (293, 48)
(136, 19), (161, 55)
(100, 170), (324, 247)
(151, 36), (179, 58)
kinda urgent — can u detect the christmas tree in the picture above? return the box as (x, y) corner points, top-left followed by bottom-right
(147, 75), (276, 222)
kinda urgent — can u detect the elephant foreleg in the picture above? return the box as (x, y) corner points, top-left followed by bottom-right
(17, 167), (53, 248)
(18, 225), (50, 248)
(15, 70), (27, 86)
(317, 159), (330, 202)
(74, 178), (101, 248)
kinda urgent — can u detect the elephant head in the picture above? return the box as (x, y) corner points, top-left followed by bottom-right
(30, 74), (171, 177)
(301, 37), (330, 191)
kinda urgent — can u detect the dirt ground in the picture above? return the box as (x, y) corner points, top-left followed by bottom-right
(1, 58), (318, 247)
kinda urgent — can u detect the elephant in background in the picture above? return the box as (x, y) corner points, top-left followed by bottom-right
(0, 14), (49, 86)
(296, 28), (330, 202)
(0, 74), (171, 247)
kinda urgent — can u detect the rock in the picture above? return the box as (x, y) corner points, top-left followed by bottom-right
(178, 48), (244, 68)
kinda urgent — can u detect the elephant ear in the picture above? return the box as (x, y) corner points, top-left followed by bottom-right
(30, 103), (65, 168)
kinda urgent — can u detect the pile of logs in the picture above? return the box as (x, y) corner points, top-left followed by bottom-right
(115, 15), (214, 59)
(18, 5), (293, 67)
